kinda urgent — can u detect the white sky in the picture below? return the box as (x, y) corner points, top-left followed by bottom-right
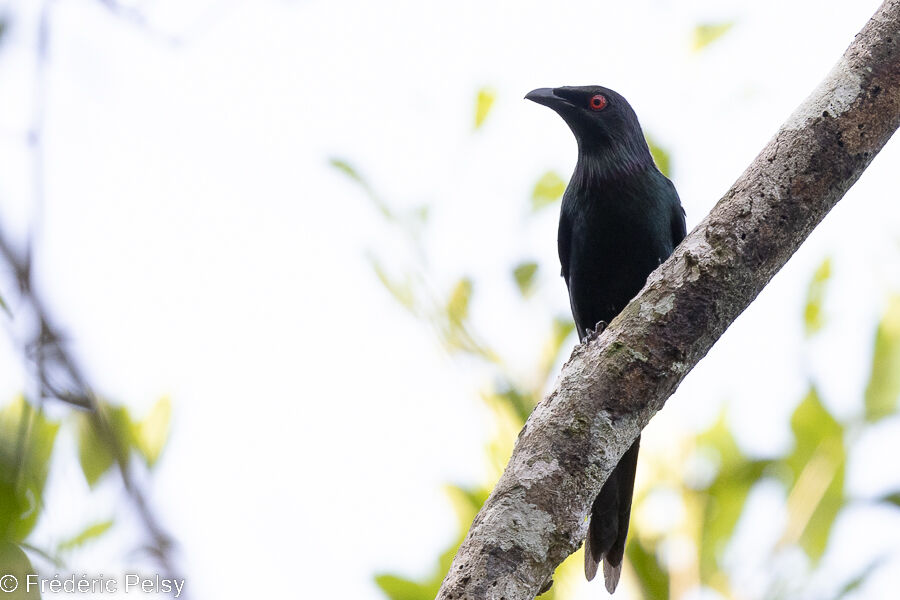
(0, 0), (899, 598)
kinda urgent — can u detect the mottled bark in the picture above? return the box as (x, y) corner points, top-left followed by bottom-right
(437, 2), (900, 599)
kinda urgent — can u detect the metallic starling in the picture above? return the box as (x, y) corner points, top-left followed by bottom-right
(526, 85), (686, 593)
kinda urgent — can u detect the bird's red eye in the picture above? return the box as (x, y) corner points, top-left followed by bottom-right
(589, 94), (607, 111)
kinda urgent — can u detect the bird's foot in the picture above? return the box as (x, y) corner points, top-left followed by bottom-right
(581, 321), (608, 344)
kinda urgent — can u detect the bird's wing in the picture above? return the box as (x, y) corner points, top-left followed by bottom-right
(558, 207), (587, 338)
(558, 207), (572, 282)
(660, 174), (687, 248)
(671, 203), (687, 247)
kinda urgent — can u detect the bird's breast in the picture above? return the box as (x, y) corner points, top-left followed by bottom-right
(564, 191), (674, 327)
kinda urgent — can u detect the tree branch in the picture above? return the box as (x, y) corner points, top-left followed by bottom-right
(436, 2), (900, 599)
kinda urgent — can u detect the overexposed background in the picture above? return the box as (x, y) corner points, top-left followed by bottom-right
(0, 0), (898, 598)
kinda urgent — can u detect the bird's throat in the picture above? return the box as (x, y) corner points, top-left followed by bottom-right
(573, 141), (654, 187)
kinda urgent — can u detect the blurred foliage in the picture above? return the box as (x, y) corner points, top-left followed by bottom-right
(329, 158), (395, 221)
(513, 262), (539, 298)
(0, 2), (177, 581)
(531, 170), (566, 211)
(0, 394), (172, 582)
(134, 396), (172, 468)
(626, 535), (668, 600)
(692, 22), (735, 52)
(334, 60), (900, 599)
(56, 520), (114, 554)
(333, 158), (496, 361)
(0, 542), (39, 599)
(645, 135), (672, 179)
(332, 90), (580, 596)
(692, 412), (768, 584)
(783, 387), (844, 562)
(804, 257), (832, 336)
(77, 405), (131, 487)
(0, 398), (59, 544)
(78, 397), (172, 487)
(446, 278), (473, 327)
(474, 87), (496, 130)
(864, 295), (900, 421)
(369, 255), (419, 312)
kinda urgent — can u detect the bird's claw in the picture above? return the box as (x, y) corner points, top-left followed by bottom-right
(581, 320), (608, 344)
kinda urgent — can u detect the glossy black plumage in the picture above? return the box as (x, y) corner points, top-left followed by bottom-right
(526, 85), (686, 593)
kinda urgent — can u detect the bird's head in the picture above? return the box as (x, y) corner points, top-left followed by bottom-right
(525, 85), (652, 173)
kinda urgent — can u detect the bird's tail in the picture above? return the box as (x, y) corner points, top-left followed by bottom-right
(584, 436), (640, 593)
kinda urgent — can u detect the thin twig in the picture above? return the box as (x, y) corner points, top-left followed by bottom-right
(0, 233), (188, 594)
(0, 1), (189, 594)
(96, 0), (242, 47)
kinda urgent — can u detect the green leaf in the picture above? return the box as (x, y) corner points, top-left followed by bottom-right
(784, 387), (845, 562)
(77, 417), (114, 488)
(436, 544), (460, 589)
(77, 404), (134, 488)
(490, 383), (536, 425)
(692, 22), (735, 52)
(56, 520), (114, 553)
(881, 492), (900, 507)
(538, 317), (575, 383)
(513, 262), (539, 298)
(645, 134), (672, 178)
(329, 158), (393, 220)
(444, 484), (489, 529)
(482, 392), (527, 475)
(788, 388), (842, 465)
(369, 256), (417, 312)
(0, 397), (60, 542)
(440, 278), (495, 359)
(865, 296), (900, 421)
(626, 537), (668, 600)
(474, 87), (496, 130)
(446, 278), (472, 327)
(374, 574), (434, 600)
(531, 171), (566, 211)
(0, 542), (40, 599)
(133, 397), (171, 468)
(833, 557), (885, 599)
(373, 484), (492, 600)
(329, 157), (365, 185)
(694, 412), (767, 580)
(804, 257), (832, 337)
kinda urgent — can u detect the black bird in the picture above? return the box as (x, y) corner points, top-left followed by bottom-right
(525, 85), (686, 593)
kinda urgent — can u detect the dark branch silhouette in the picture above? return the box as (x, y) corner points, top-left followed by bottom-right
(0, 0), (190, 594)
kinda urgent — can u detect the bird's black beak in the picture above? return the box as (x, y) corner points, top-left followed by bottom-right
(525, 87), (572, 110)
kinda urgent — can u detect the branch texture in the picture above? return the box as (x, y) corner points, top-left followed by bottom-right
(437, 3), (900, 599)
